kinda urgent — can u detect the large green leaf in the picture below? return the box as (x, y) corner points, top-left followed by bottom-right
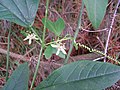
(0, 0), (40, 27)
(83, 0), (108, 29)
(36, 60), (120, 90)
(3, 63), (29, 90)
(42, 18), (65, 36)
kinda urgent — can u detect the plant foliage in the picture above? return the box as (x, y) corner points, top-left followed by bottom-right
(0, 0), (39, 27)
(42, 18), (65, 36)
(44, 45), (66, 59)
(36, 60), (120, 90)
(83, 0), (108, 28)
(3, 63), (29, 90)
(2, 0), (120, 90)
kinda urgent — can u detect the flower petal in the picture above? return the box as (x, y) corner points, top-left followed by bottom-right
(61, 48), (67, 54)
(23, 37), (29, 41)
(56, 49), (60, 55)
(51, 44), (58, 48)
(28, 39), (32, 44)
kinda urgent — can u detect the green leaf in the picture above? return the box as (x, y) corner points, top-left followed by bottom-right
(36, 60), (120, 90)
(83, 0), (108, 29)
(54, 18), (65, 36)
(57, 51), (66, 59)
(42, 18), (65, 36)
(20, 30), (28, 37)
(44, 45), (66, 59)
(3, 63), (29, 90)
(44, 45), (55, 59)
(0, 0), (40, 27)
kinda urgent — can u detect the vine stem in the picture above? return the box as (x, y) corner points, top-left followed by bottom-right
(42, 0), (49, 48)
(30, 0), (49, 89)
(64, 1), (84, 64)
(6, 25), (11, 81)
(46, 37), (72, 46)
(104, 0), (120, 62)
(30, 48), (43, 90)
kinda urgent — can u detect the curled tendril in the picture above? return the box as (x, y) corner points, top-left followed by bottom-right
(77, 43), (120, 64)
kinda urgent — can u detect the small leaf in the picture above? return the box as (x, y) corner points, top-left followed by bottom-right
(54, 18), (65, 36)
(3, 63), (29, 90)
(83, 0), (108, 28)
(36, 60), (120, 90)
(42, 18), (55, 34)
(44, 45), (55, 59)
(0, 0), (40, 27)
(58, 51), (66, 59)
(42, 18), (65, 36)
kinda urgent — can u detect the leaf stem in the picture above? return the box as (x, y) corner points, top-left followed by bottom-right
(64, 2), (84, 64)
(6, 24), (11, 81)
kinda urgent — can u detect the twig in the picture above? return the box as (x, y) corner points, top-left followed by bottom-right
(81, 28), (108, 32)
(0, 48), (62, 67)
(0, 48), (29, 61)
(17, 46), (36, 61)
(104, 0), (120, 62)
(93, 57), (104, 61)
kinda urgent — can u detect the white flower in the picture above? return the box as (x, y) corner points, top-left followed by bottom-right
(23, 33), (38, 44)
(51, 43), (67, 55)
(74, 40), (76, 44)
